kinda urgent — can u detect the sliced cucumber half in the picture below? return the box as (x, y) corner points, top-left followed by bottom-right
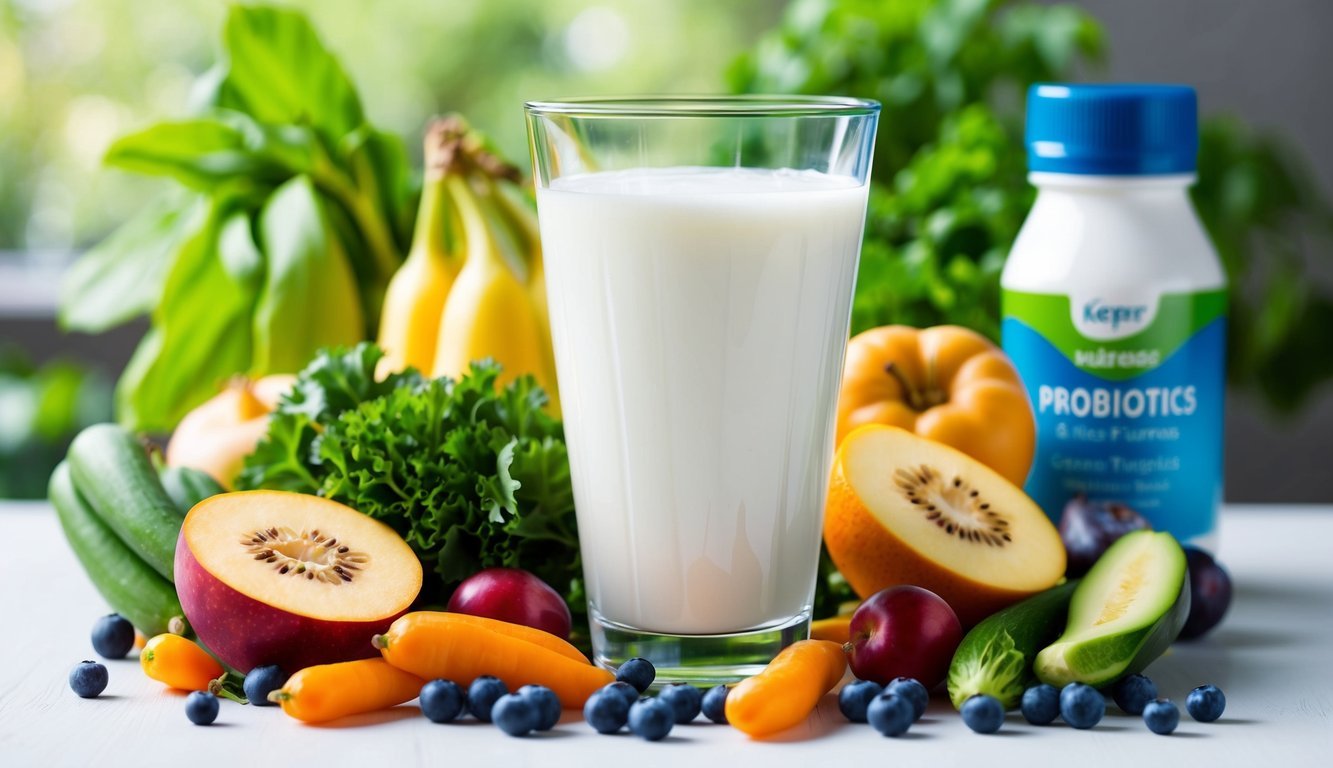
(1034, 530), (1190, 688)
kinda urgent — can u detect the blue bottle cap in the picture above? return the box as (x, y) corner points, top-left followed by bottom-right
(1025, 84), (1198, 175)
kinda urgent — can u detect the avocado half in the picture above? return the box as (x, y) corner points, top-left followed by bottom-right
(1034, 530), (1191, 688)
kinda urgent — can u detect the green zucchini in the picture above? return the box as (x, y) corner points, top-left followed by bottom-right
(946, 579), (1079, 709)
(1034, 531), (1189, 688)
(49, 461), (186, 636)
(159, 465), (226, 515)
(67, 424), (182, 580)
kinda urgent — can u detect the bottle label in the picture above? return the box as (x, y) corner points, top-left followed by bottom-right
(1001, 288), (1227, 541)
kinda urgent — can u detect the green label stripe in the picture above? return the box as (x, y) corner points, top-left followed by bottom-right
(1002, 288), (1227, 380)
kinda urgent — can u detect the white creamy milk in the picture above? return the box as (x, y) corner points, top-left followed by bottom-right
(536, 167), (868, 634)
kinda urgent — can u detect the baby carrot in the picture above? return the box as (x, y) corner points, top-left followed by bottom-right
(374, 612), (613, 707)
(810, 616), (853, 644)
(725, 639), (847, 738)
(398, 611), (590, 664)
(140, 634), (224, 691)
(270, 659), (424, 724)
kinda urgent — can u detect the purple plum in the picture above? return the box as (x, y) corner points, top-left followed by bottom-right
(1179, 547), (1232, 639)
(1059, 495), (1151, 576)
(447, 568), (573, 640)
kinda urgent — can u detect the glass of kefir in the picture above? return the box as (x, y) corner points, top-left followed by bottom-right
(525, 97), (879, 683)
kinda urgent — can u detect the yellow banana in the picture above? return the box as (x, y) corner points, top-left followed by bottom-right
(431, 174), (549, 394)
(487, 177), (560, 415)
(375, 121), (465, 377)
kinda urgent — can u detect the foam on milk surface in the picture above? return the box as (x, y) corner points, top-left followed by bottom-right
(537, 166), (867, 634)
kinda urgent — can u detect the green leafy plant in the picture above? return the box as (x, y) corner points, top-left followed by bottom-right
(733, 0), (1333, 412)
(731, 0), (1102, 342)
(237, 343), (580, 616)
(59, 4), (414, 431)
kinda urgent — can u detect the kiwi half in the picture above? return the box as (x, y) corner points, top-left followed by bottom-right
(824, 425), (1067, 626)
(892, 463), (1013, 547)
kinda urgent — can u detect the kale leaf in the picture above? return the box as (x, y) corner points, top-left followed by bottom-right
(238, 343), (579, 611)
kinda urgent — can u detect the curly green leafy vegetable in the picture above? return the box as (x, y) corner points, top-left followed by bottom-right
(237, 343), (580, 615)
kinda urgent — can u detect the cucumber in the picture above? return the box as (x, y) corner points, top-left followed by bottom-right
(159, 465), (226, 515)
(947, 580), (1079, 709)
(49, 461), (186, 637)
(67, 423), (182, 581)
(1034, 531), (1190, 688)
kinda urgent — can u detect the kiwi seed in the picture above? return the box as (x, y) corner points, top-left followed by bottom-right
(238, 527), (370, 585)
(892, 465), (1011, 547)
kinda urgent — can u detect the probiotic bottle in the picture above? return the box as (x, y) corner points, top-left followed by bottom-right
(1002, 84), (1226, 543)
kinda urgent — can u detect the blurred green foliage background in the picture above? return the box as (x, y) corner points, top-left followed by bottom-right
(0, 0), (779, 253)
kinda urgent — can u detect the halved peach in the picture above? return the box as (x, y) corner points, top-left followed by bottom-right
(175, 491), (422, 673)
(824, 425), (1065, 626)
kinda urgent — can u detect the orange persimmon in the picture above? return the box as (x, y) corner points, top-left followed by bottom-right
(836, 325), (1035, 486)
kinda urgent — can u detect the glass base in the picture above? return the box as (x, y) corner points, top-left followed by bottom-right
(588, 607), (811, 687)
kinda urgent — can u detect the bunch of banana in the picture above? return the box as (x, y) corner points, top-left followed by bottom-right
(376, 116), (559, 413)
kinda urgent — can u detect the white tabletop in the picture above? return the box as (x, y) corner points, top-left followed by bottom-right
(2, 501), (1331, 766)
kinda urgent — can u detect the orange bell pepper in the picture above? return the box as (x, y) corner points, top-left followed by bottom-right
(836, 325), (1035, 487)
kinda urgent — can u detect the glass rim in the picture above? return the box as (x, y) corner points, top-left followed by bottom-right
(524, 95), (881, 118)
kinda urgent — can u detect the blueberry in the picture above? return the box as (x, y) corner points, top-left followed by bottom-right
(420, 679), (466, 723)
(886, 677), (929, 721)
(243, 665), (287, 707)
(492, 693), (539, 737)
(1059, 683), (1105, 729)
(616, 657), (656, 692)
(838, 679), (883, 723)
(628, 697), (674, 741)
(658, 683), (702, 724)
(467, 675), (509, 722)
(1185, 685), (1226, 722)
(185, 691), (220, 725)
(1142, 698), (1180, 735)
(602, 680), (640, 708)
(961, 694), (1005, 734)
(69, 660), (108, 698)
(1111, 673), (1157, 715)
(867, 691), (913, 737)
(584, 689), (629, 734)
(91, 614), (135, 659)
(1020, 684), (1061, 725)
(701, 684), (729, 724)
(518, 684), (562, 730)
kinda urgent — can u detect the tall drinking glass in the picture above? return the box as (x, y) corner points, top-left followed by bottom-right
(525, 97), (879, 683)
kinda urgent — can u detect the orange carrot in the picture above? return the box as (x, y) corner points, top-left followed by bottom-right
(140, 634), (224, 691)
(810, 616), (853, 644)
(401, 611), (589, 664)
(374, 612), (613, 708)
(725, 640), (847, 737)
(270, 659), (424, 724)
